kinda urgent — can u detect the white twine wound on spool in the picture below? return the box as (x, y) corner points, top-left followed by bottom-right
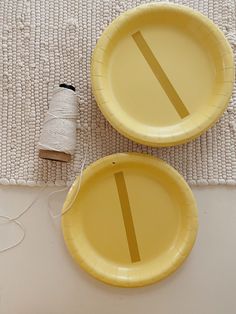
(38, 86), (77, 155)
(0, 85), (86, 253)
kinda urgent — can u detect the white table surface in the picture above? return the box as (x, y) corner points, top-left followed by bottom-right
(0, 186), (236, 314)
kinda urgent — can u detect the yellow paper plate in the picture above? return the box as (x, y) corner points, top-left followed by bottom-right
(91, 3), (234, 146)
(62, 153), (198, 287)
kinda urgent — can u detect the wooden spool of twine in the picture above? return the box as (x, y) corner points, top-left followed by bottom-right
(38, 84), (77, 162)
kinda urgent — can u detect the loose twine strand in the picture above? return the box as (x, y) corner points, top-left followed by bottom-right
(0, 150), (87, 253)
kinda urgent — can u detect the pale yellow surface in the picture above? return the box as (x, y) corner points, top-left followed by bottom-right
(92, 4), (234, 146)
(0, 185), (236, 313)
(109, 24), (216, 127)
(62, 153), (198, 287)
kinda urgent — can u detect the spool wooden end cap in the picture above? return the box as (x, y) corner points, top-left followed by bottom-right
(39, 149), (71, 162)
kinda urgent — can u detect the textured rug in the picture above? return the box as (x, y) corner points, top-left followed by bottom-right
(0, 0), (235, 186)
